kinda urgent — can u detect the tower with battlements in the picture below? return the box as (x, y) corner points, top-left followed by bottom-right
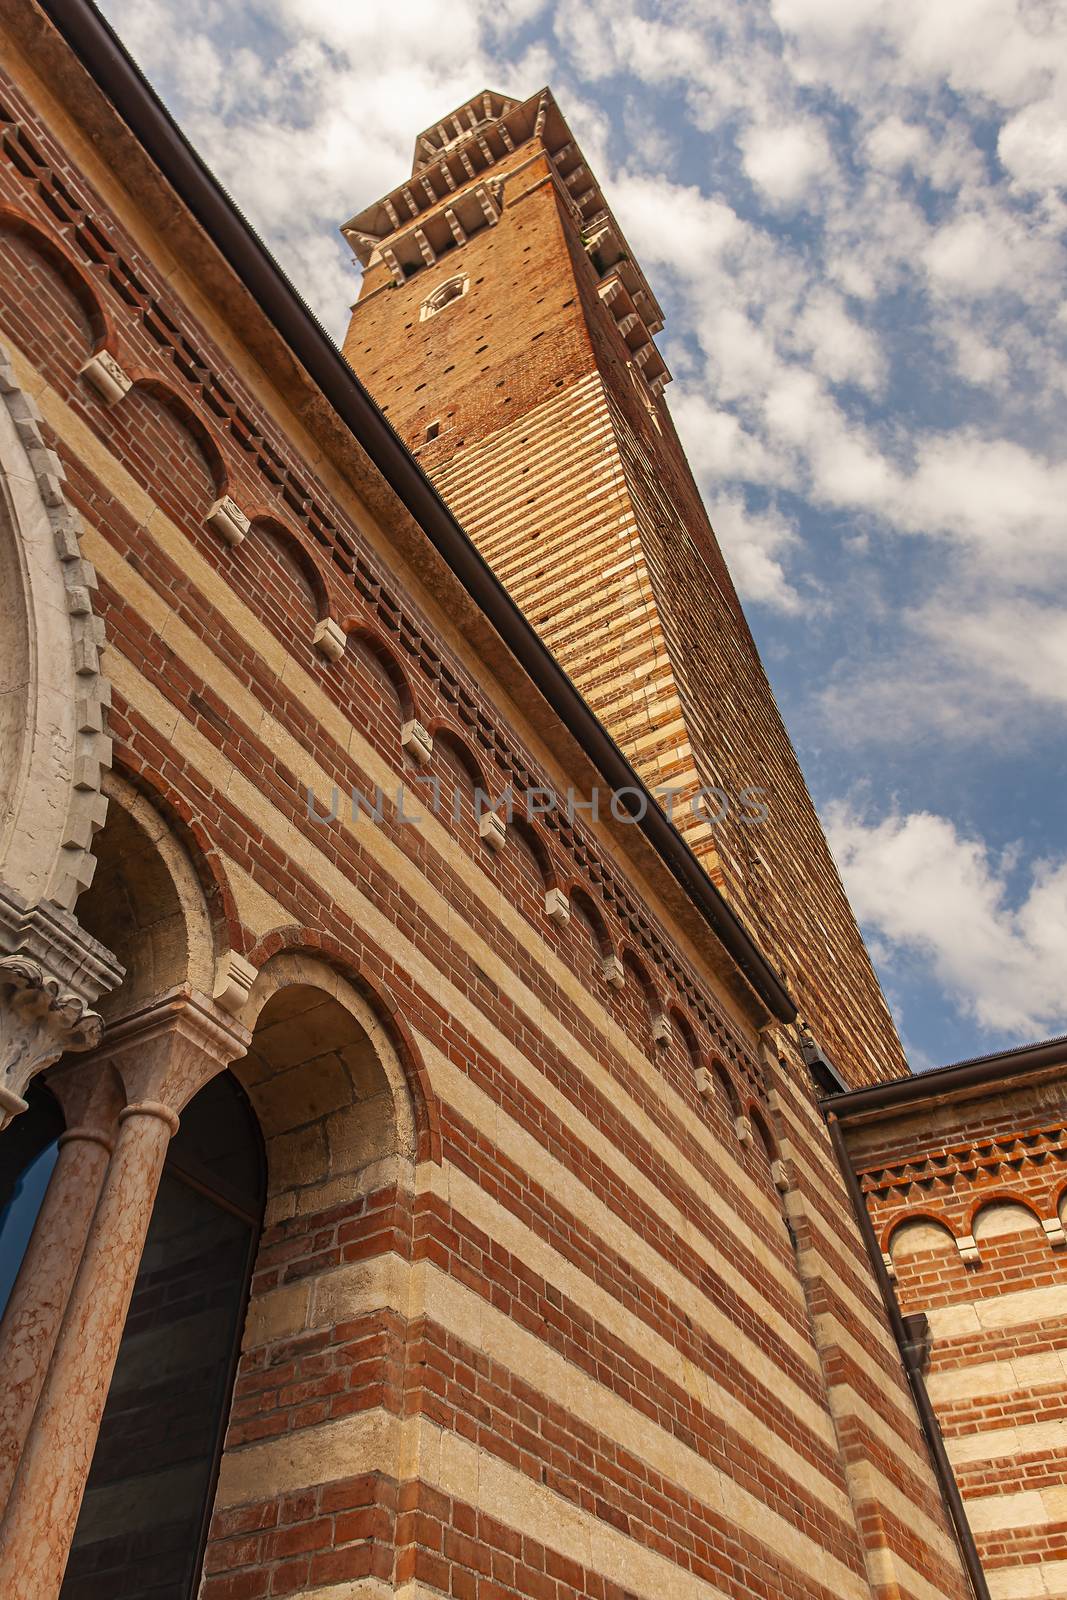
(343, 88), (903, 1086)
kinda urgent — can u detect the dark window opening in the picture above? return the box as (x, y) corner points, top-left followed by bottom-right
(19, 1071), (263, 1600)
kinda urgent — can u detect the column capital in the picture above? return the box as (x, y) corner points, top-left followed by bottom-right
(0, 886), (123, 1126)
(88, 986), (251, 1116)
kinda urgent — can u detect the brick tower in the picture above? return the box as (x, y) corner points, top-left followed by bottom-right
(342, 89), (903, 1086)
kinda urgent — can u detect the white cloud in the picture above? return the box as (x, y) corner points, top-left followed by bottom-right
(707, 493), (810, 614)
(999, 97), (1067, 191)
(825, 803), (1067, 1037)
(865, 116), (929, 173)
(740, 119), (833, 205)
(922, 210), (1062, 298)
(792, 289), (886, 393)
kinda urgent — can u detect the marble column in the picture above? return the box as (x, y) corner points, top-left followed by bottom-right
(0, 1060), (122, 1519)
(0, 988), (249, 1600)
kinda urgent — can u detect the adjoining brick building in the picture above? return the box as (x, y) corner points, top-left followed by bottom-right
(0, 4), (1059, 1600)
(832, 1040), (1067, 1600)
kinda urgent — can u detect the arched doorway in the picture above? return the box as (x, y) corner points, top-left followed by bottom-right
(59, 1068), (265, 1598)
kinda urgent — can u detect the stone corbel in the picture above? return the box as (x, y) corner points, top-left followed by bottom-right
(651, 1012), (673, 1049)
(956, 1233), (981, 1267)
(212, 951), (258, 1016)
(313, 618), (347, 662)
(544, 888), (570, 926)
(478, 811), (506, 850)
(1043, 1216), (1066, 1249)
(205, 496), (250, 546)
(79, 350), (133, 406)
(600, 952), (625, 990)
(0, 888), (123, 1127)
(401, 719), (433, 764)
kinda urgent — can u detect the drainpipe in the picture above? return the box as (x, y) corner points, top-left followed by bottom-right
(825, 1112), (991, 1600)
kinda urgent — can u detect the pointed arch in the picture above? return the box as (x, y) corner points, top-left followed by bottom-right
(0, 339), (112, 912)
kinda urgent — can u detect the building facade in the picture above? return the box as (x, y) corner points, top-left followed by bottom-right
(0, 4), (1058, 1600)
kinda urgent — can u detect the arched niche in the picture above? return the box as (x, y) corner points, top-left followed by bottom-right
(670, 1007), (702, 1073)
(621, 947), (659, 1027)
(0, 341), (111, 914)
(709, 1056), (741, 1120)
(972, 1199), (1043, 1242)
(345, 625), (415, 725)
(571, 885), (611, 959)
(249, 516), (329, 626)
(0, 209), (106, 386)
(74, 773), (216, 1022)
(887, 1215), (957, 1261)
(234, 951), (417, 1220)
(748, 1105), (777, 1168)
(114, 380), (226, 532)
(433, 725), (487, 829)
(510, 816), (554, 902)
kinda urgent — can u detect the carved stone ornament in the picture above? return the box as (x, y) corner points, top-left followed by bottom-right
(205, 495), (250, 546)
(0, 956), (103, 1125)
(0, 887), (122, 1127)
(79, 350), (133, 406)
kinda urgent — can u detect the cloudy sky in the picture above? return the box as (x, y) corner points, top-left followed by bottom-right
(96, 0), (1067, 1071)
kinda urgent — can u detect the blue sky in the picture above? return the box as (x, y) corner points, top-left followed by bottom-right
(97, 0), (1067, 1070)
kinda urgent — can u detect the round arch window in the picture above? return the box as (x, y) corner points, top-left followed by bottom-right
(421, 274), (468, 319)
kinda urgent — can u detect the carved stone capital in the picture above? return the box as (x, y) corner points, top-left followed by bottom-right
(0, 958), (102, 1125)
(0, 886), (123, 1126)
(86, 986), (251, 1117)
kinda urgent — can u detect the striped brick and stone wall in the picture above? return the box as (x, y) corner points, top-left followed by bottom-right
(0, 14), (972, 1600)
